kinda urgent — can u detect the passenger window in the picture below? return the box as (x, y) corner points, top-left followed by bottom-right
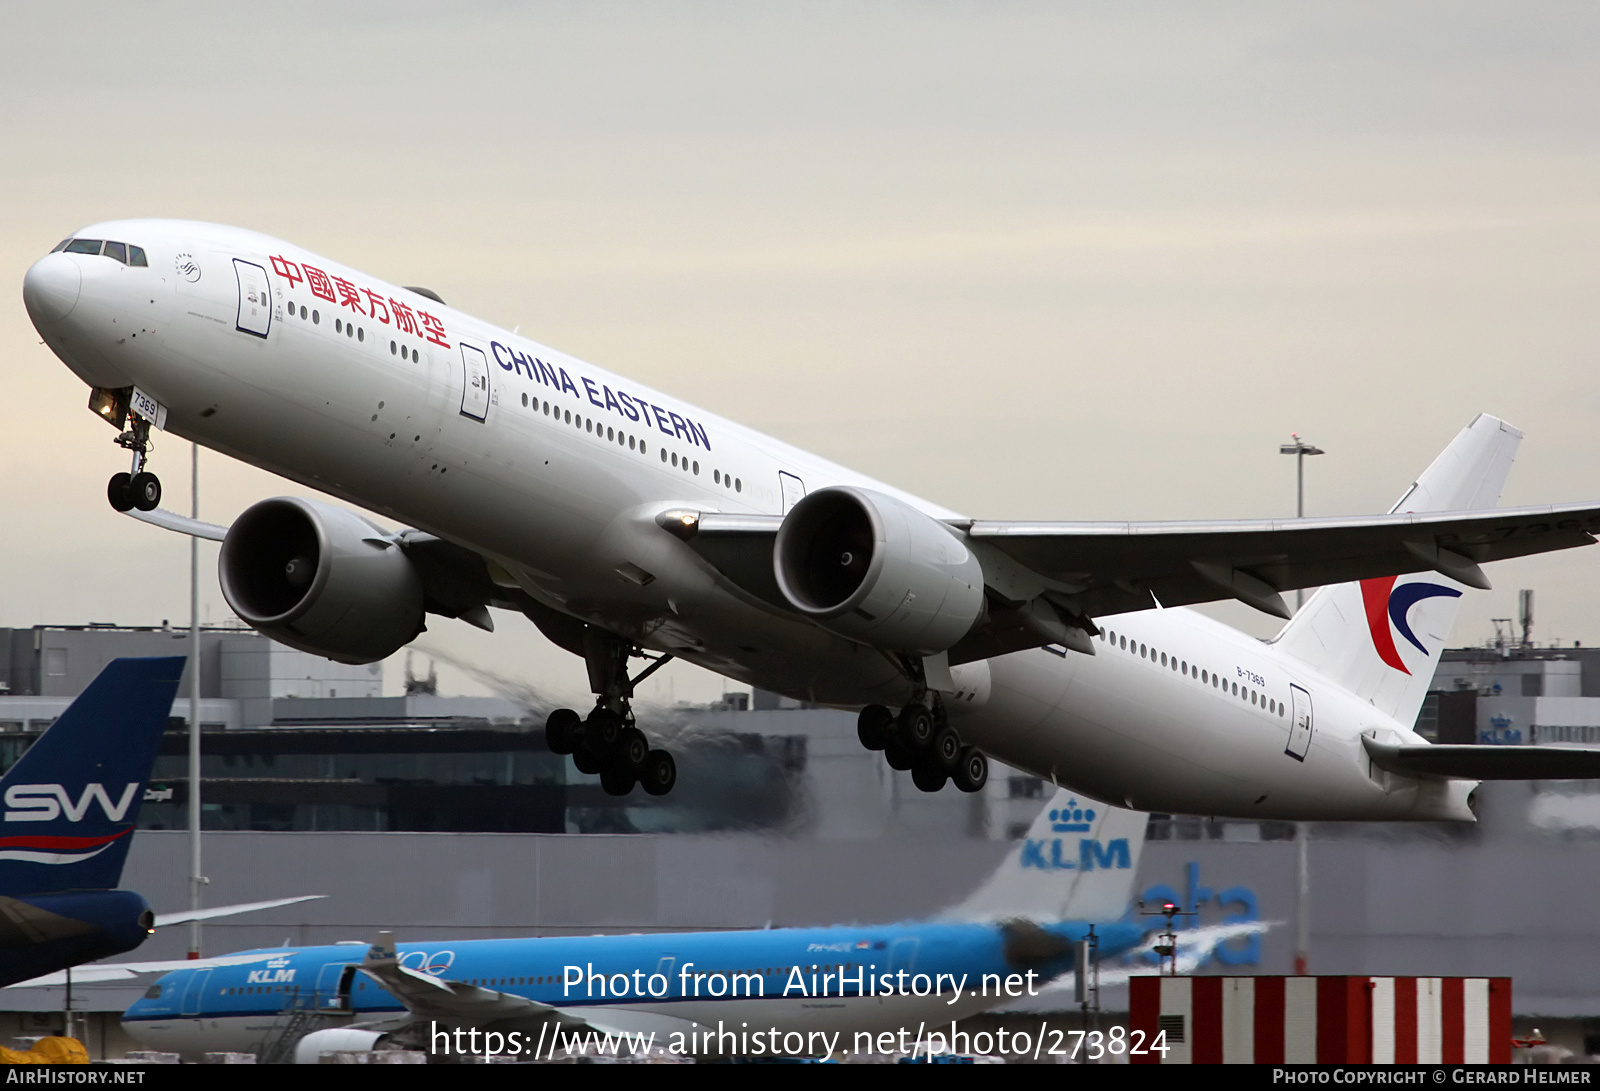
(129, 245), (148, 266)
(103, 241), (128, 264)
(65, 238), (103, 255)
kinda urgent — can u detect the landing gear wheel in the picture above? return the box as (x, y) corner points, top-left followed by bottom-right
(930, 725), (962, 770)
(857, 705), (893, 751)
(571, 745), (602, 775)
(884, 740), (915, 771)
(640, 749), (676, 796)
(897, 705), (935, 751)
(584, 708), (623, 754)
(107, 473), (135, 513)
(911, 758), (948, 793)
(953, 746), (988, 793)
(545, 708), (580, 755)
(130, 471), (161, 512)
(617, 726), (649, 771)
(599, 764), (635, 797)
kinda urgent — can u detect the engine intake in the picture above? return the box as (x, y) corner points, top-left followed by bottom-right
(219, 497), (424, 665)
(774, 487), (984, 654)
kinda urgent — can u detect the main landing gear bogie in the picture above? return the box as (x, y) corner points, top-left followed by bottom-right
(857, 699), (988, 795)
(546, 705), (676, 798)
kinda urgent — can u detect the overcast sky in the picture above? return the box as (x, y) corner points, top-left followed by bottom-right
(4, 2), (1599, 703)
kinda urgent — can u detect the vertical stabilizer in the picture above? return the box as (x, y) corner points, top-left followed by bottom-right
(0, 658), (183, 895)
(941, 789), (1147, 922)
(1272, 414), (1521, 725)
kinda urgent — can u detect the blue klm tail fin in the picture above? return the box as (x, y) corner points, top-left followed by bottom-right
(941, 790), (1148, 923)
(0, 657), (183, 895)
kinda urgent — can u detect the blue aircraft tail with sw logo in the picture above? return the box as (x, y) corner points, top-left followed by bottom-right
(0, 657), (183, 895)
(940, 789), (1147, 923)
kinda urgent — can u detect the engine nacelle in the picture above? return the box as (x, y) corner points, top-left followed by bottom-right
(219, 497), (424, 665)
(294, 1027), (389, 1064)
(774, 487), (984, 655)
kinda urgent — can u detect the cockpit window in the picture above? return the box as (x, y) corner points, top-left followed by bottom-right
(51, 239), (71, 253)
(143, 984), (163, 999)
(58, 238), (148, 265)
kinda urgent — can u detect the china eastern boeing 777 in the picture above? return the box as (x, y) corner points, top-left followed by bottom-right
(22, 220), (1600, 818)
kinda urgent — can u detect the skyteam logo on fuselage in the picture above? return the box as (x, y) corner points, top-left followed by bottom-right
(1360, 576), (1462, 675)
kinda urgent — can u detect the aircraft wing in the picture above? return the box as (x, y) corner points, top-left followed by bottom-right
(152, 894), (325, 928)
(960, 503), (1600, 619)
(355, 932), (591, 1029)
(7, 951), (286, 988)
(674, 503), (1600, 633)
(354, 933), (698, 1044)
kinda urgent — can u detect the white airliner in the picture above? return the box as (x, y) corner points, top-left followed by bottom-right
(22, 221), (1600, 819)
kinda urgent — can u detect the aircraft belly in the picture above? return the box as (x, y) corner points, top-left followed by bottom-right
(962, 644), (1418, 820)
(123, 1014), (278, 1059)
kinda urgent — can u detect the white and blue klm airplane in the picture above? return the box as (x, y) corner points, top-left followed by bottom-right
(122, 791), (1148, 1062)
(23, 222), (1600, 819)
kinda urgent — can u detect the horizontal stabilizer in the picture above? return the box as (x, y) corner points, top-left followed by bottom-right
(1363, 737), (1600, 780)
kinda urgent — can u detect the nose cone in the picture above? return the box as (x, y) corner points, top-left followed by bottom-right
(22, 253), (81, 325)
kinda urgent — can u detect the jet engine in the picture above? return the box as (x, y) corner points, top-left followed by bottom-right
(219, 497), (424, 665)
(293, 1027), (390, 1064)
(773, 486), (984, 654)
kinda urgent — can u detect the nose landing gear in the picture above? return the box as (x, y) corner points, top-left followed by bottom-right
(543, 633), (680, 797)
(857, 697), (988, 794)
(106, 413), (161, 513)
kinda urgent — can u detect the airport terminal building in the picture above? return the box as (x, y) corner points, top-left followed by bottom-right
(0, 622), (1597, 1059)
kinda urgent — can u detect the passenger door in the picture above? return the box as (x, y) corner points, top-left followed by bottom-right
(779, 471), (806, 514)
(459, 342), (490, 422)
(233, 259), (272, 338)
(1286, 684), (1313, 761)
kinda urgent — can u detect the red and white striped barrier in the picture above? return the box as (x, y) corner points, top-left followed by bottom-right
(1129, 975), (1512, 1064)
